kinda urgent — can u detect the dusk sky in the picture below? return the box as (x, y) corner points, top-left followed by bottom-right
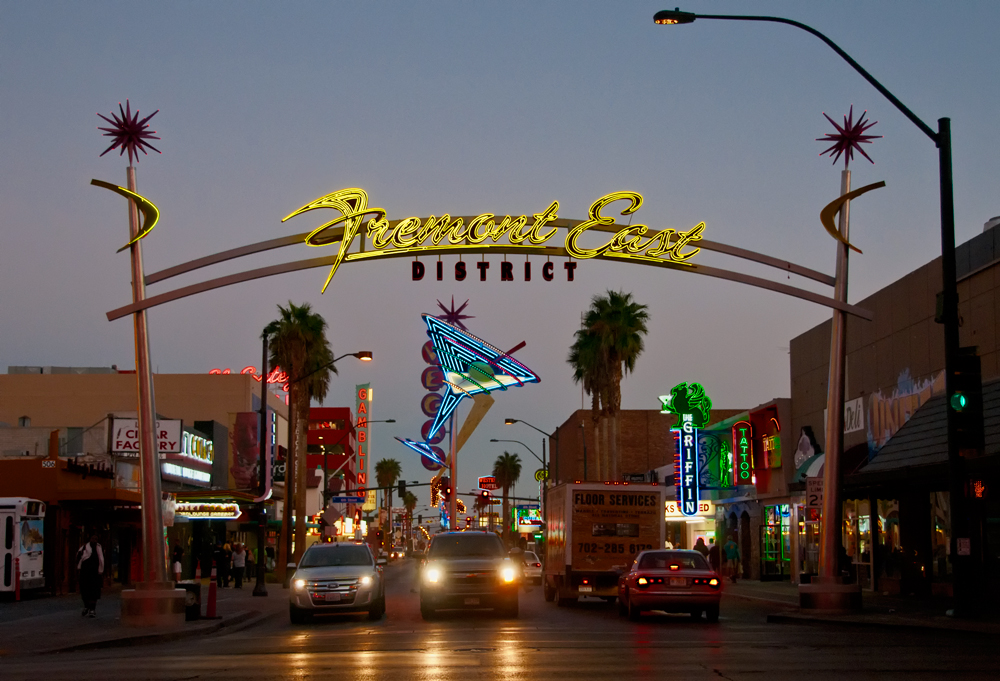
(2, 2), (998, 513)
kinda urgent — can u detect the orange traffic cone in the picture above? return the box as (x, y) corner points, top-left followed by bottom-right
(195, 561), (202, 582)
(206, 561), (218, 618)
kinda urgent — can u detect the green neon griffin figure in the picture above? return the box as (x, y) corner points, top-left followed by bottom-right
(659, 382), (713, 429)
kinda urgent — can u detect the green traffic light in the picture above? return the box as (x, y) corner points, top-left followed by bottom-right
(950, 392), (967, 411)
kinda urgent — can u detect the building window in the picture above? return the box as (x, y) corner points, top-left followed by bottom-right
(17, 416), (30, 427)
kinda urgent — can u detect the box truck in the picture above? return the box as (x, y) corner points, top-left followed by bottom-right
(543, 482), (666, 605)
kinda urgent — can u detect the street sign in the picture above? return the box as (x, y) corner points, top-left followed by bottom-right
(806, 477), (823, 509)
(328, 496), (365, 503)
(478, 475), (500, 490)
(515, 503), (540, 510)
(622, 473), (647, 482)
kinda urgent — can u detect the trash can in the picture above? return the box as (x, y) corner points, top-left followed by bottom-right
(176, 581), (202, 621)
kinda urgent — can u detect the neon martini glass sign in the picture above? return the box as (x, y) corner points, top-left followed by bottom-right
(397, 315), (539, 462)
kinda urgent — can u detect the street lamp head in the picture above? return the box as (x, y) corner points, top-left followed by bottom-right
(384, 419), (396, 423)
(356, 351), (373, 361)
(654, 8), (696, 25)
(504, 418), (518, 425)
(489, 438), (499, 442)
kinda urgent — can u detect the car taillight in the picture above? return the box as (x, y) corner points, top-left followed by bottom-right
(534, 563), (541, 567)
(636, 576), (650, 588)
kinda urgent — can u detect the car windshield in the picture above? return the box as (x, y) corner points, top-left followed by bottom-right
(524, 552), (539, 563)
(299, 545), (372, 568)
(638, 551), (708, 570)
(428, 534), (504, 558)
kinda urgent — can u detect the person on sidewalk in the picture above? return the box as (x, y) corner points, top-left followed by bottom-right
(76, 534), (104, 618)
(172, 545), (184, 583)
(213, 542), (226, 587)
(708, 540), (721, 573)
(232, 543), (246, 589)
(245, 546), (256, 580)
(222, 542), (233, 587)
(693, 537), (710, 558)
(723, 536), (741, 583)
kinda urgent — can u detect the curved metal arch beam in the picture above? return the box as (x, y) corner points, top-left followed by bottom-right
(109, 243), (871, 322)
(143, 218), (835, 288)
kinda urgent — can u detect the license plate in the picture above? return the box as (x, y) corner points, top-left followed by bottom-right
(464, 597), (480, 605)
(670, 577), (686, 587)
(316, 592), (341, 602)
(578, 585), (593, 593)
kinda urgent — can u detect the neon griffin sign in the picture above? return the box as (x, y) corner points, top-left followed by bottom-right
(282, 189), (705, 293)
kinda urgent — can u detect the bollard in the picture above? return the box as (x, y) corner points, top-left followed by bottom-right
(206, 561), (218, 618)
(14, 557), (20, 602)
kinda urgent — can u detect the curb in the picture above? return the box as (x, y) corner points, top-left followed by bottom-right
(36, 610), (261, 655)
(723, 590), (799, 607)
(766, 611), (1000, 637)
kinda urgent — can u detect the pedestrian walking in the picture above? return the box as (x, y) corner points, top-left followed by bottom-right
(723, 536), (741, 583)
(172, 544), (184, 582)
(693, 537), (710, 558)
(76, 534), (104, 618)
(245, 546), (256, 579)
(232, 543), (246, 589)
(222, 542), (233, 587)
(213, 542), (226, 587)
(708, 540), (721, 572)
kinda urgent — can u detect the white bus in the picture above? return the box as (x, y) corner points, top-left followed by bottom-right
(0, 497), (46, 592)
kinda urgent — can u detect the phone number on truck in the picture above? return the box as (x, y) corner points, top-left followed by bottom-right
(577, 542), (654, 555)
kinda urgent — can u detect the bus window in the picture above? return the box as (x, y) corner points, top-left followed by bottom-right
(4, 516), (12, 550)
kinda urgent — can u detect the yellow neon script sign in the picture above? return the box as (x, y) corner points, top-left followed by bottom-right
(282, 188), (705, 292)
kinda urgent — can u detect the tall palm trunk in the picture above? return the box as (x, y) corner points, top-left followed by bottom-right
(501, 486), (510, 547)
(293, 386), (310, 561)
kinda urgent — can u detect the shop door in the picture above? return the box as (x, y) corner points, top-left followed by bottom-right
(1, 512), (13, 590)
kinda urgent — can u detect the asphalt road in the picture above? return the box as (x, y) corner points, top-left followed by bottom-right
(4, 560), (995, 680)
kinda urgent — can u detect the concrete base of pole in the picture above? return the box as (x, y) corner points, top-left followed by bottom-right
(798, 577), (862, 613)
(120, 582), (186, 627)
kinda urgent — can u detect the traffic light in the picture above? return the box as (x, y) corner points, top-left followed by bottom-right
(952, 348), (985, 454)
(417, 514), (422, 525)
(465, 516), (472, 528)
(442, 476), (452, 502)
(398, 479), (407, 498)
(480, 490), (491, 503)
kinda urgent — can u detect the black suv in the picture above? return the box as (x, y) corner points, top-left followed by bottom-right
(419, 532), (519, 619)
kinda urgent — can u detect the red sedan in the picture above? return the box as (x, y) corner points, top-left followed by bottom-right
(618, 550), (722, 622)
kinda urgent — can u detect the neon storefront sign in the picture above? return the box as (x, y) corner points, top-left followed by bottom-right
(209, 366), (290, 392)
(660, 382), (713, 517)
(181, 431), (214, 463)
(175, 502), (241, 520)
(732, 420), (753, 483)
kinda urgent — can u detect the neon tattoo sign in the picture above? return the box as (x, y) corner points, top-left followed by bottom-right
(282, 188), (705, 293)
(732, 420), (753, 484)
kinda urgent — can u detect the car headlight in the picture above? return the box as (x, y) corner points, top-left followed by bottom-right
(360, 575), (373, 587)
(293, 579), (306, 591)
(424, 567), (442, 584)
(500, 566), (517, 583)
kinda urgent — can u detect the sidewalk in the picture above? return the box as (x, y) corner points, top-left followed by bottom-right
(0, 579), (288, 657)
(723, 578), (1000, 636)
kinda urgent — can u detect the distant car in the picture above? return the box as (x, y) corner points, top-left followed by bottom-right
(522, 551), (542, 584)
(389, 547), (406, 560)
(618, 550), (722, 622)
(420, 531), (519, 619)
(289, 542), (387, 623)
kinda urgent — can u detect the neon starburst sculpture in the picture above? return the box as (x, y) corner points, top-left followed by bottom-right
(435, 296), (474, 330)
(816, 106), (880, 168)
(98, 100), (161, 165)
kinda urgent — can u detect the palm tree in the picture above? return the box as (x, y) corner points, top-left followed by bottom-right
(586, 291), (649, 481)
(265, 301), (334, 562)
(403, 491), (418, 546)
(568, 325), (610, 481)
(493, 451), (522, 548)
(375, 458), (402, 547)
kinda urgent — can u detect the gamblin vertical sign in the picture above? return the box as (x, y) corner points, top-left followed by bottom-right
(659, 382), (713, 518)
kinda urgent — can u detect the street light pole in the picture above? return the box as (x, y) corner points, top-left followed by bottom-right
(653, 8), (969, 615)
(253, 330), (270, 597)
